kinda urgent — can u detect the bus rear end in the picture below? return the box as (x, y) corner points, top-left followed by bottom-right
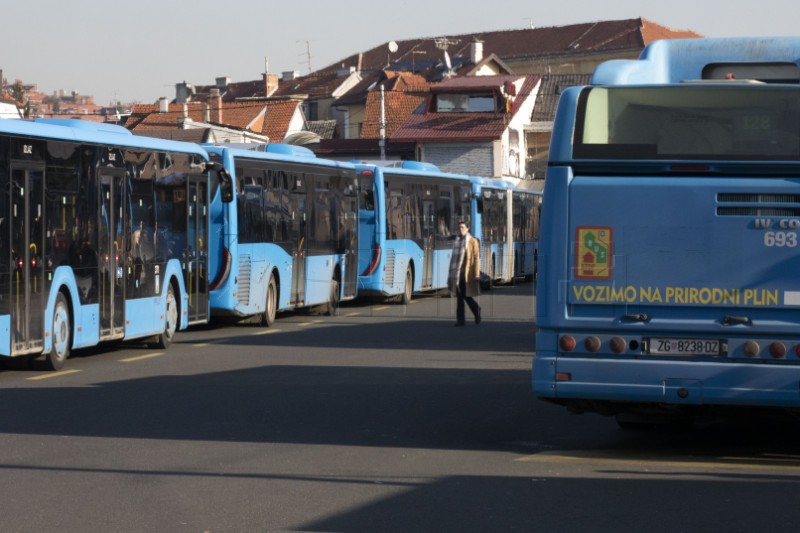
(534, 41), (800, 418)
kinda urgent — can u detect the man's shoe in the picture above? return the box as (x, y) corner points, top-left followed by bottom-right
(454, 322), (465, 327)
(475, 311), (482, 325)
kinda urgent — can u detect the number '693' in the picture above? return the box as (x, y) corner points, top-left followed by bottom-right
(764, 231), (798, 247)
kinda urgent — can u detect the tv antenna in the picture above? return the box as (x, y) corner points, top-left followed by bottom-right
(297, 40), (313, 73)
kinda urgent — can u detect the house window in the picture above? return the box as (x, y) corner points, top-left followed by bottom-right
(306, 101), (319, 121)
(436, 93), (496, 113)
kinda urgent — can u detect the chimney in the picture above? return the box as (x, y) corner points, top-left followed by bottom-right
(263, 73), (280, 96)
(203, 103), (211, 123)
(209, 87), (222, 123)
(158, 97), (169, 113)
(470, 39), (484, 64)
(175, 81), (193, 104)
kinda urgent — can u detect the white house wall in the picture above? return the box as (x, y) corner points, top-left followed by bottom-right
(422, 143), (494, 177)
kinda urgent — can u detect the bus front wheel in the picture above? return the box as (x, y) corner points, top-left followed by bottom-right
(45, 292), (71, 371)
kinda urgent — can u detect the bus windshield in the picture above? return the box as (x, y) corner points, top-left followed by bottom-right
(574, 85), (800, 161)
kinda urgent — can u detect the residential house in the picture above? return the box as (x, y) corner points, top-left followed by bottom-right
(315, 18), (699, 175)
(525, 73), (592, 183)
(392, 75), (540, 181)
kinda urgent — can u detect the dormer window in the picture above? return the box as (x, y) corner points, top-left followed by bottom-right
(436, 93), (496, 113)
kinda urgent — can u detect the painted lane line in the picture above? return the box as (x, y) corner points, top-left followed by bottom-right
(253, 329), (282, 335)
(27, 369), (82, 381)
(119, 352), (164, 363)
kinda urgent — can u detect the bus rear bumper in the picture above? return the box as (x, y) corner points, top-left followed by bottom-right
(533, 354), (800, 409)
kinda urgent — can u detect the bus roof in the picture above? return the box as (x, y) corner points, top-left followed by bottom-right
(592, 37), (800, 85)
(204, 143), (356, 171)
(0, 118), (208, 157)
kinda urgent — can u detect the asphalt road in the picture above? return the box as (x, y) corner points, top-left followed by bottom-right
(2, 283), (800, 532)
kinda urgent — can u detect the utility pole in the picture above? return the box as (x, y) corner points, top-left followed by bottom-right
(379, 85), (386, 161)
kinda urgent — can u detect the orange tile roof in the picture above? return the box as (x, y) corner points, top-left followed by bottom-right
(261, 99), (301, 142)
(316, 18), (701, 75)
(360, 90), (428, 139)
(128, 102), (268, 133)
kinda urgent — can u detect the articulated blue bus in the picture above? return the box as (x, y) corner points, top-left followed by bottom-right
(533, 37), (800, 424)
(356, 161), (474, 303)
(0, 118), (230, 370)
(472, 178), (541, 288)
(204, 144), (359, 325)
(356, 160), (539, 302)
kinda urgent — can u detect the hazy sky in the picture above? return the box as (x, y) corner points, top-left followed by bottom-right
(3, 0), (798, 106)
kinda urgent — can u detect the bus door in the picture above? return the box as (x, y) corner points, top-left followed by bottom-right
(185, 177), (208, 323)
(289, 173), (306, 306)
(99, 170), (126, 340)
(9, 163), (45, 355)
(339, 175), (358, 300)
(421, 184), (436, 289)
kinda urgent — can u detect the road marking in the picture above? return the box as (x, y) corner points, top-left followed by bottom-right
(298, 320), (323, 327)
(372, 306), (389, 311)
(193, 343), (210, 347)
(253, 329), (282, 335)
(516, 451), (800, 470)
(345, 312), (361, 317)
(119, 352), (164, 363)
(27, 369), (81, 381)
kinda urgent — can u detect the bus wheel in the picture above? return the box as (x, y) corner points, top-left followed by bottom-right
(45, 292), (71, 371)
(325, 278), (340, 316)
(154, 283), (178, 349)
(261, 275), (277, 326)
(400, 268), (413, 305)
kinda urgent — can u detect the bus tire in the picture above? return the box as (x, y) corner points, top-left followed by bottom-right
(261, 275), (277, 326)
(400, 267), (413, 305)
(154, 282), (178, 349)
(325, 277), (340, 316)
(45, 292), (71, 371)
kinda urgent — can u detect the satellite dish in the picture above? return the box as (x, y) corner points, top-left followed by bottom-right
(388, 41), (399, 53)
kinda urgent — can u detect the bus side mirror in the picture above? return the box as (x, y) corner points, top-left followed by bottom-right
(219, 169), (234, 203)
(208, 162), (234, 203)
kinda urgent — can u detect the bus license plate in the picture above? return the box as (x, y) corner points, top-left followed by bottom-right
(648, 338), (720, 356)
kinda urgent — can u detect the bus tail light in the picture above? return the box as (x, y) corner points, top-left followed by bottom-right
(769, 342), (787, 359)
(559, 335), (576, 352)
(743, 341), (760, 357)
(362, 244), (381, 276)
(584, 336), (601, 352)
(209, 247), (232, 290)
(610, 337), (626, 353)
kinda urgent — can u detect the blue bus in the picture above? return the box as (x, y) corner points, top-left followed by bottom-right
(356, 161), (474, 303)
(511, 187), (541, 283)
(472, 178), (541, 288)
(533, 37), (800, 425)
(0, 118), (230, 370)
(356, 160), (538, 302)
(204, 144), (359, 325)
